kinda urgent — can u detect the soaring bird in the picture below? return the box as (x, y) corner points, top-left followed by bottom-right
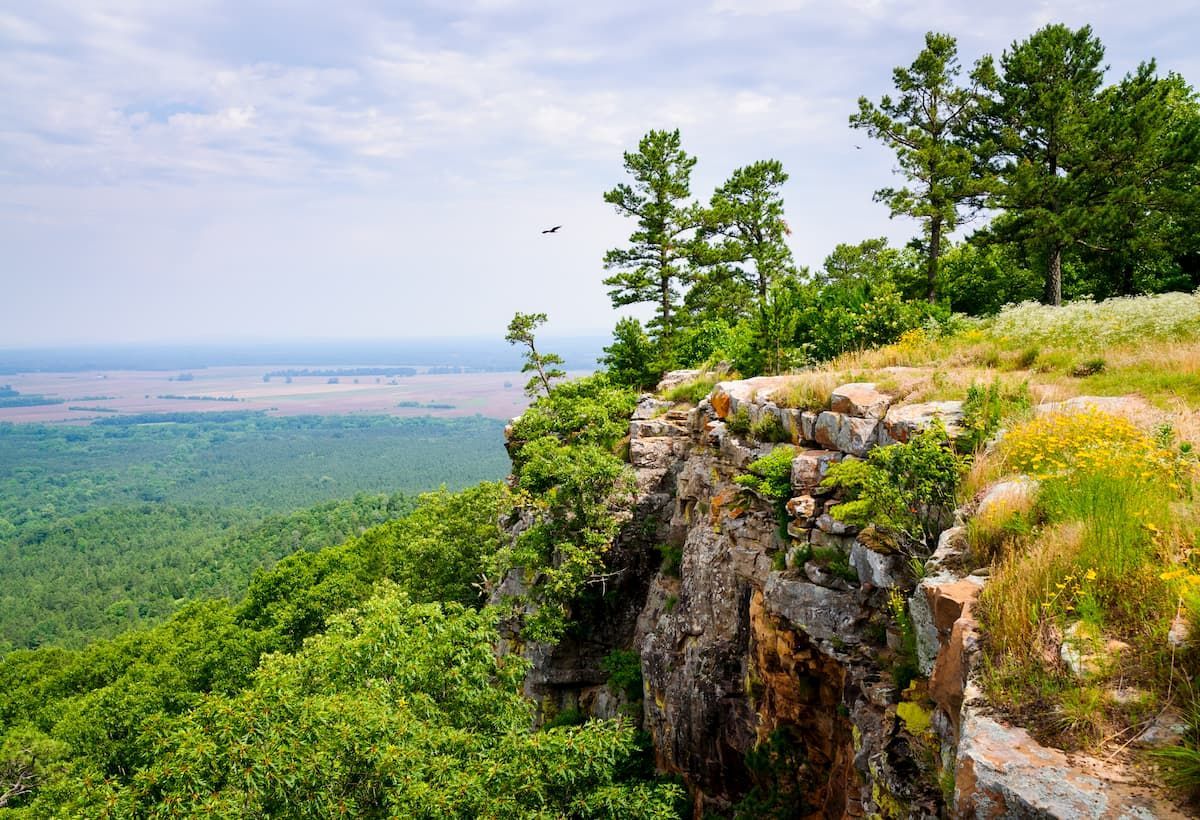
(541, 225), (562, 234)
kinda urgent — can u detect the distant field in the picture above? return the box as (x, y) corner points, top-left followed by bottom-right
(0, 365), (589, 424)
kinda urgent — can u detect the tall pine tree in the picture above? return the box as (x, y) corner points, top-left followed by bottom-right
(973, 24), (1106, 305)
(851, 32), (984, 302)
(603, 129), (698, 359)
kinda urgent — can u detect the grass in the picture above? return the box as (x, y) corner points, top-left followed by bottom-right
(837, 292), (1200, 410)
(662, 374), (720, 404)
(973, 408), (1198, 752)
(769, 370), (841, 411)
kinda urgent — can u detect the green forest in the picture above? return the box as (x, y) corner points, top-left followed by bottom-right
(0, 413), (508, 651)
(2, 20), (1200, 817)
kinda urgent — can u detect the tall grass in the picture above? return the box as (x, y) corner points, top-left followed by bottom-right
(975, 409), (1196, 749)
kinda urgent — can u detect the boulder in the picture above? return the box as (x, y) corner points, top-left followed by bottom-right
(790, 449), (843, 493)
(976, 476), (1038, 519)
(879, 401), (964, 445)
(630, 437), (676, 470)
(815, 512), (853, 535)
(849, 540), (907, 589)
(955, 705), (1182, 818)
(633, 396), (673, 420)
(786, 495), (817, 519)
(762, 573), (866, 644)
(657, 369), (702, 393)
(830, 382), (894, 419)
(804, 560), (854, 591)
(813, 411), (880, 457)
(629, 418), (688, 439)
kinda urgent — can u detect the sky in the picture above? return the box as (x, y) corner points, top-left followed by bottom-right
(2, 1), (1197, 347)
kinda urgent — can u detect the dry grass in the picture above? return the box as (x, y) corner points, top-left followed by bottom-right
(966, 487), (1040, 565)
(979, 522), (1085, 666)
(768, 370), (844, 411)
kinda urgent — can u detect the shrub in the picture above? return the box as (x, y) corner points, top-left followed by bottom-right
(658, 544), (683, 578)
(602, 317), (661, 391)
(810, 547), (857, 582)
(735, 446), (797, 501)
(750, 413), (790, 443)
(602, 649), (644, 701)
(1014, 346), (1040, 369)
(823, 425), (964, 552)
(1069, 357), (1106, 377)
(958, 379), (1031, 453)
(725, 406), (752, 437)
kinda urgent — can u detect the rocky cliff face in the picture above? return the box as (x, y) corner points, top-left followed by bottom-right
(505, 375), (1183, 818)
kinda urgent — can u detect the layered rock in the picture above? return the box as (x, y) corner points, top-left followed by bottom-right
(504, 373), (1180, 818)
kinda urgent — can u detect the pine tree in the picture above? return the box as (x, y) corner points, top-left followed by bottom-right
(603, 129), (698, 358)
(691, 159), (797, 316)
(505, 312), (565, 397)
(851, 32), (984, 302)
(973, 24), (1106, 305)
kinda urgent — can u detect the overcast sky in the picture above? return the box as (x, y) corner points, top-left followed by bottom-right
(2, 1), (1196, 346)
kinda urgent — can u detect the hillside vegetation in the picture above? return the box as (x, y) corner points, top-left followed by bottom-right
(0, 413), (508, 651)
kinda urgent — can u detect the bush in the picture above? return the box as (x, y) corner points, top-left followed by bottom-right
(602, 317), (661, 391)
(823, 425), (964, 552)
(734, 446), (797, 501)
(1070, 357), (1106, 377)
(750, 413), (790, 443)
(658, 544), (683, 577)
(726, 406), (752, 437)
(602, 649), (644, 701)
(958, 379), (1031, 453)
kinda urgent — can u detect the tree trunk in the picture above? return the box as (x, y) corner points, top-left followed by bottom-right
(1046, 245), (1063, 306)
(926, 217), (942, 303)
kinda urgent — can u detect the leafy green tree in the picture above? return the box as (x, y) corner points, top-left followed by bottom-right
(690, 159), (796, 318)
(937, 241), (1040, 314)
(603, 129), (698, 357)
(601, 317), (660, 391)
(28, 589), (683, 818)
(816, 237), (922, 295)
(851, 32), (985, 301)
(973, 23), (1106, 305)
(1073, 66), (1200, 296)
(498, 375), (638, 642)
(505, 312), (565, 397)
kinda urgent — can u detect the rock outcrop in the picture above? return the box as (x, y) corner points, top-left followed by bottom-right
(503, 373), (1183, 818)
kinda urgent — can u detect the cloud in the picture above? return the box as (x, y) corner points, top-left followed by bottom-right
(1, 0), (1197, 344)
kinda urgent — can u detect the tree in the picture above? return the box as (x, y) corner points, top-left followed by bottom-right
(973, 24), (1106, 305)
(690, 159), (796, 317)
(1073, 65), (1200, 296)
(506, 312), (566, 397)
(601, 318), (660, 391)
(851, 32), (984, 301)
(603, 130), (698, 357)
(816, 237), (922, 295)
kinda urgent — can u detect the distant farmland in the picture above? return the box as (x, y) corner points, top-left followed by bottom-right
(0, 366), (582, 424)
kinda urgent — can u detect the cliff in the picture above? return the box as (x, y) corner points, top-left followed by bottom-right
(504, 372), (1190, 818)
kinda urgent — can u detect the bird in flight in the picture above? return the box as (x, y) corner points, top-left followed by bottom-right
(541, 225), (562, 234)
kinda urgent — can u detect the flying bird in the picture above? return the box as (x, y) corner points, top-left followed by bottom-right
(541, 225), (562, 234)
(855, 145), (862, 150)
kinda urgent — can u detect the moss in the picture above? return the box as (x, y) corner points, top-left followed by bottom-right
(896, 701), (933, 736)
